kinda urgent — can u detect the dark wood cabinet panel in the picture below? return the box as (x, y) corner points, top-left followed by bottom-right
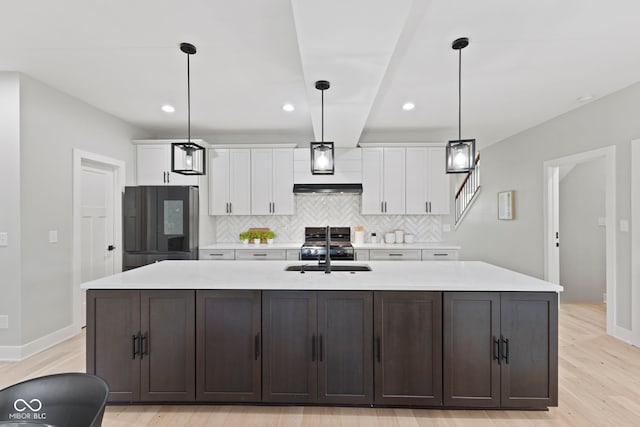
(262, 291), (317, 403)
(374, 292), (442, 406)
(317, 291), (373, 404)
(196, 290), (261, 402)
(140, 290), (195, 401)
(500, 292), (558, 408)
(86, 290), (141, 402)
(443, 292), (501, 407)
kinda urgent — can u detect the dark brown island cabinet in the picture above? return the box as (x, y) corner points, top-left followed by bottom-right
(86, 289), (558, 409)
(86, 290), (195, 402)
(443, 292), (558, 409)
(262, 291), (373, 405)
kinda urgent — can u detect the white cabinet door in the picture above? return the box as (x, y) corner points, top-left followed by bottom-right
(228, 150), (251, 215)
(406, 147), (429, 214)
(405, 147), (450, 215)
(136, 144), (198, 186)
(272, 149), (294, 215)
(383, 147), (405, 214)
(209, 149), (230, 215)
(427, 147), (450, 215)
(362, 148), (384, 214)
(251, 149), (273, 215)
(362, 147), (404, 214)
(209, 149), (251, 215)
(251, 148), (294, 215)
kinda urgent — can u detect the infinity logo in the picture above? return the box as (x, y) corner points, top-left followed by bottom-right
(13, 399), (43, 412)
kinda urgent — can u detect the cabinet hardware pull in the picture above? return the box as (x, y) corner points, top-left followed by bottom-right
(209, 253), (224, 256)
(272, 202), (275, 213)
(426, 202), (428, 213)
(385, 202), (387, 213)
(140, 333), (148, 359)
(389, 253), (403, 256)
(254, 333), (260, 360)
(429, 201), (432, 212)
(434, 253), (449, 257)
(253, 253), (267, 257)
(503, 337), (510, 364)
(311, 335), (316, 362)
(493, 337), (500, 365)
(229, 202), (232, 214)
(319, 335), (323, 362)
(381, 202), (384, 213)
(132, 334), (139, 359)
(376, 337), (381, 363)
(166, 172), (170, 184)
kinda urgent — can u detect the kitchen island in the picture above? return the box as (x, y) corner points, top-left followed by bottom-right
(83, 260), (562, 409)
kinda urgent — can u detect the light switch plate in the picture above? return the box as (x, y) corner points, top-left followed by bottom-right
(620, 219), (629, 232)
(48, 230), (58, 243)
(0, 315), (8, 329)
(0, 232), (7, 247)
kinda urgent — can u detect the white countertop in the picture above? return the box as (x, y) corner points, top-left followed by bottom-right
(200, 242), (460, 250)
(82, 260), (562, 292)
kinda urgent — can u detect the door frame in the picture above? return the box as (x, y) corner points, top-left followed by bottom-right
(543, 146), (616, 337)
(631, 139), (640, 347)
(72, 149), (125, 332)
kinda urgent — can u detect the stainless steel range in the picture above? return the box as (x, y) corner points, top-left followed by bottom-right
(300, 226), (354, 261)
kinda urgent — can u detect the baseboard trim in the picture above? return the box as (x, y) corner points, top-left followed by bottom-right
(0, 324), (78, 362)
(614, 325), (633, 344)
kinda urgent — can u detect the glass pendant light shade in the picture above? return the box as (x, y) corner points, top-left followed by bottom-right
(446, 139), (476, 173)
(311, 141), (335, 175)
(172, 142), (206, 175)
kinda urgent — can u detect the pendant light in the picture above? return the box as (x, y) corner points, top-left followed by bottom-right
(310, 80), (335, 175)
(446, 37), (476, 174)
(172, 42), (206, 175)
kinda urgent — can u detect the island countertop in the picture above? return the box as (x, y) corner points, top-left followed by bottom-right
(81, 260), (563, 292)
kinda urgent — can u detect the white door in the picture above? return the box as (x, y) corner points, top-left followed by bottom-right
(80, 163), (116, 325)
(361, 148), (384, 214)
(136, 144), (167, 185)
(405, 147), (428, 214)
(251, 149), (273, 215)
(383, 147), (406, 214)
(428, 147), (450, 215)
(229, 149), (252, 215)
(209, 149), (230, 215)
(272, 148), (294, 215)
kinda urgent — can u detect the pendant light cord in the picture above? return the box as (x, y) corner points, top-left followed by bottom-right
(321, 88), (324, 143)
(187, 53), (191, 143)
(458, 47), (462, 143)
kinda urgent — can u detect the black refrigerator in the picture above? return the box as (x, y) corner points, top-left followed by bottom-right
(123, 186), (199, 270)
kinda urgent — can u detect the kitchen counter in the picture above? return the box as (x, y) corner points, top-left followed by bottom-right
(81, 260), (562, 292)
(200, 242), (461, 250)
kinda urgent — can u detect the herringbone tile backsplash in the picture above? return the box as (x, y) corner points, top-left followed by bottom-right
(214, 195), (446, 243)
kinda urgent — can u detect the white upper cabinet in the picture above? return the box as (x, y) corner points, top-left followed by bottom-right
(209, 149), (251, 215)
(251, 148), (294, 215)
(405, 147), (450, 215)
(361, 147), (405, 214)
(135, 143), (199, 186)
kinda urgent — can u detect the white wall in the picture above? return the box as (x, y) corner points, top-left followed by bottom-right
(455, 82), (637, 330)
(0, 73), (148, 349)
(559, 159), (606, 302)
(0, 73), (22, 346)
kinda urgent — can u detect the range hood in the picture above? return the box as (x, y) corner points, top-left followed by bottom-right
(293, 183), (363, 194)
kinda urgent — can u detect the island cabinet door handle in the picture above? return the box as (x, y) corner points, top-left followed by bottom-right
(434, 253), (449, 257)
(254, 333), (260, 360)
(376, 337), (381, 363)
(132, 334), (139, 359)
(253, 253), (267, 257)
(140, 333), (148, 360)
(501, 336), (509, 364)
(319, 335), (323, 362)
(311, 335), (316, 362)
(493, 337), (501, 365)
(389, 253), (403, 257)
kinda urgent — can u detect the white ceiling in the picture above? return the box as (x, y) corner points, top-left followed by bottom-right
(2, 0), (640, 149)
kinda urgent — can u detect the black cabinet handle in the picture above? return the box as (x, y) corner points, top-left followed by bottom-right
(254, 333), (260, 360)
(503, 337), (510, 364)
(493, 337), (500, 365)
(376, 337), (381, 363)
(132, 334), (139, 359)
(108, 245), (116, 251)
(311, 335), (316, 362)
(389, 253), (404, 257)
(253, 253), (267, 257)
(319, 335), (323, 362)
(140, 333), (148, 360)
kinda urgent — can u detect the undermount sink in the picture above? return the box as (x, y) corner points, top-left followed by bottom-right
(285, 264), (372, 272)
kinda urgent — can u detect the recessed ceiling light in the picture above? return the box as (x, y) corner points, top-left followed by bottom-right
(402, 102), (415, 111)
(577, 95), (594, 103)
(282, 103), (295, 112)
(161, 104), (175, 113)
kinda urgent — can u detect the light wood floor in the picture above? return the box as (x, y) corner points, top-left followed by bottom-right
(2, 304), (639, 426)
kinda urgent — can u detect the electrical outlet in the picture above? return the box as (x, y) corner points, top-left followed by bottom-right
(48, 230), (58, 243)
(0, 315), (8, 329)
(0, 232), (7, 247)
